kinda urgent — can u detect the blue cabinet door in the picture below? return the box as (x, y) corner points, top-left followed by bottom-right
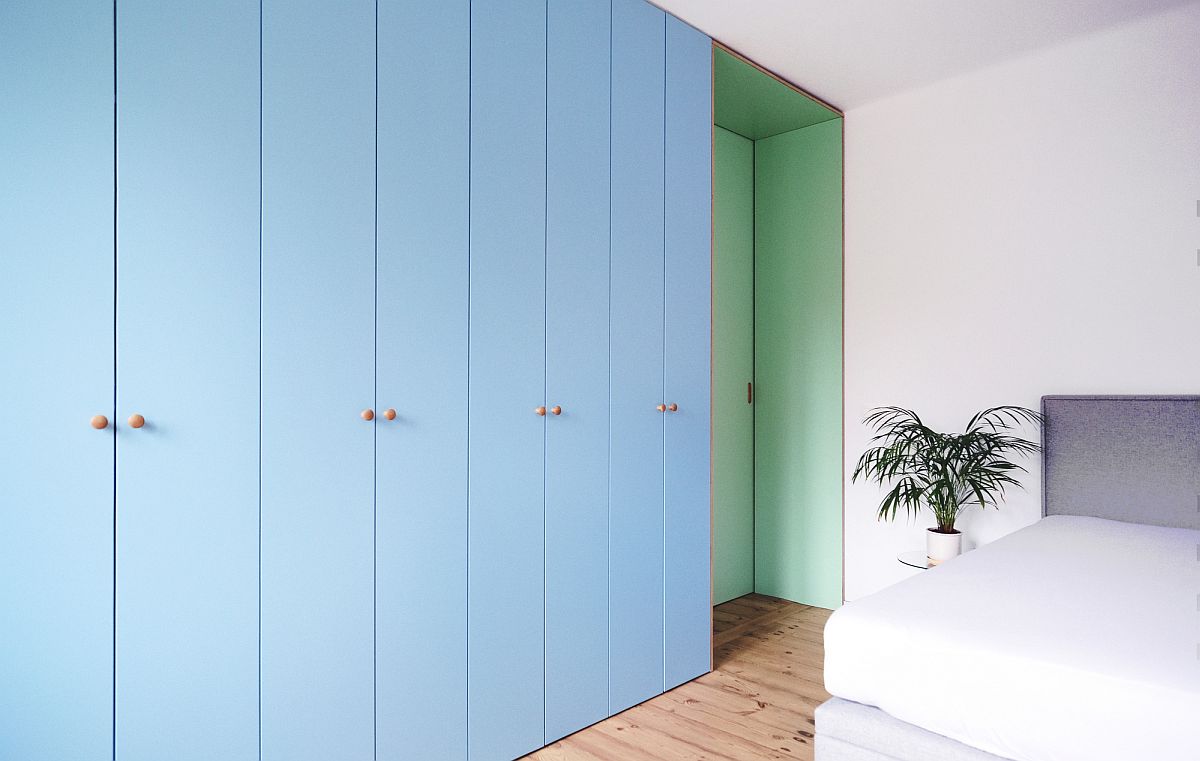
(0, 3), (113, 758)
(609, 0), (667, 714)
(376, 2), (469, 758)
(544, 0), (611, 743)
(468, 1), (546, 758)
(261, 2), (376, 759)
(664, 16), (713, 690)
(114, 4), (260, 758)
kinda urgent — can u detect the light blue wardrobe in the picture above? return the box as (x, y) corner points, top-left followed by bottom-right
(468, 0), (549, 757)
(1, 3), (114, 759)
(116, 2), (261, 759)
(260, 1), (377, 759)
(610, 0), (669, 714)
(545, 0), (613, 744)
(376, 2), (471, 759)
(664, 13), (714, 691)
(609, 0), (713, 716)
(0, 1), (712, 759)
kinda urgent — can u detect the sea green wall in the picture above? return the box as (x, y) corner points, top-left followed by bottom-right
(753, 119), (843, 609)
(713, 126), (755, 604)
(713, 47), (844, 610)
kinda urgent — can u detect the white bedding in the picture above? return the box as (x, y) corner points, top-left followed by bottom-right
(824, 515), (1200, 761)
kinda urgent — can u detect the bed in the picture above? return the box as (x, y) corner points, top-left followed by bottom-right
(817, 395), (1200, 761)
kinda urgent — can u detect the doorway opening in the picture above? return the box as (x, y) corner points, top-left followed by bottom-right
(712, 45), (844, 612)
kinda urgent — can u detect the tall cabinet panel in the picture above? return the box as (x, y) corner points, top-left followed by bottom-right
(468, 1), (547, 758)
(0, 3), (113, 758)
(114, 4), (260, 758)
(609, 0), (667, 714)
(545, 0), (611, 743)
(261, 2), (376, 759)
(376, 2), (469, 759)
(663, 16), (713, 689)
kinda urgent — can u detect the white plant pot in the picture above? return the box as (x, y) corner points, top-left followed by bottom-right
(926, 528), (962, 566)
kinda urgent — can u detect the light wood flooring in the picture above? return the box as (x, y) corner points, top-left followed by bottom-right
(527, 594), (832, 760)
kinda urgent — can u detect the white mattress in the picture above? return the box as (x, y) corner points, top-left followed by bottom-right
(824, 515), (1200, 761)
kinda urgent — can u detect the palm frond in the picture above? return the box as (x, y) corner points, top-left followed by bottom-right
(855, 404), (1041, 530)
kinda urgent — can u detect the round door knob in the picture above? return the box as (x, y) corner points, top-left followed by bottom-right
(383, 408), (396, 421)
(361, 409), (375, 421)
(550, 405), (562, 416)
(128, 414), (145, 429)
(656, 404), (667, 413)
(667, 403), (678, 412)
(90, 415), (109, 430)
(534, 406), (547, 416)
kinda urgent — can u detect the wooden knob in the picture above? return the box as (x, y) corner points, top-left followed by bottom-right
(656, 404), (667, 413)
(383, 408), (396, 421)
(361, 409), (375, 421)
(667, 403), (678, 412)
(90, 415), (109, 430)
(550, 405), (562, 416)
(128, 414), (145, 429)
(535, 406), (547, 416)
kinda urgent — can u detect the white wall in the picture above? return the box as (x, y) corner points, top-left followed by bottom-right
(843, 2), (1200, 600)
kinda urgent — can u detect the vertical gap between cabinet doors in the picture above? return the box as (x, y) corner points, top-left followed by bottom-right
(659, 13), (668, 692)
(110, 2), (118, 757)
(464, 4), (473, 754)
(604, 0), (613, 715)
(256, 1), (264, 758)
(372, 1), (379, 757)
(541, 0), (550, 739)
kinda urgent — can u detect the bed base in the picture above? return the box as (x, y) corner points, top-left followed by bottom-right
(815, 698), (1013, 761)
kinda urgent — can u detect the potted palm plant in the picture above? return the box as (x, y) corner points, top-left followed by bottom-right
(852, 405), (1042, 565)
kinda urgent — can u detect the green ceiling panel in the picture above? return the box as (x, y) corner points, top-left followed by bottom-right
(713, 48), (839, 140)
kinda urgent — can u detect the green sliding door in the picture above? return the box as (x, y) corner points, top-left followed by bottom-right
(713, 126), (754, 604)
(752, 119), (843, 610)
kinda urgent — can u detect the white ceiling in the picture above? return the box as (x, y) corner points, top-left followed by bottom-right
(653, 0), (1194, 110)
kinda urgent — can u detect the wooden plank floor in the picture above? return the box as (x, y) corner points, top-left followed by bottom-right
(526, 594), (832, 760)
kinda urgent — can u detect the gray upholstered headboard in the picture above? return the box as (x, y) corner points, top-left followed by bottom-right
(1041, 395), (1200, 530)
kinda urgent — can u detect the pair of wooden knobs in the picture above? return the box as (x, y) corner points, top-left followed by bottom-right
(90, 414), (143, 430)
(534, 406), (562, 417)
(361, 409), (397, 421)
(657, 403), (679, 413)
